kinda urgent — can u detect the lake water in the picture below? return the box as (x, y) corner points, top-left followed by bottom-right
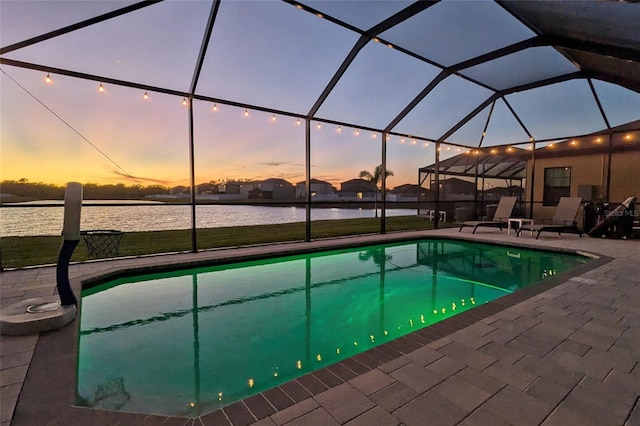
(0, 202), (416, 237)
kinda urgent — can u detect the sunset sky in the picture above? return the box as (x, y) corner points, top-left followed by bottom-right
(2, 0), (639, 188)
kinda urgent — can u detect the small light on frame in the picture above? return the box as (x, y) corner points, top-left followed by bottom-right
(271, 114), (276, 122)
(316, 123), (321, 130)
(98, 83), (105, 92)
(506, 147), (513, 152)
(337, 125), (342, 133)
(143, 91), (149, 100)
(244, 109), (249, 117)
(45, 73), (52, 84)
(296, 118), (301, 125)
(212, 103), (218, 111)
(355, 129), (360, 136)
(624, 134), (632, 141)
(182, 98), (187, 106)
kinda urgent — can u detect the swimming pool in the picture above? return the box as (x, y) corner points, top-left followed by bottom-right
(76, 239), (589, 417)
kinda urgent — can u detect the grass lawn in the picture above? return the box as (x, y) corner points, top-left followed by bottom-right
(1, 216), (455, 269)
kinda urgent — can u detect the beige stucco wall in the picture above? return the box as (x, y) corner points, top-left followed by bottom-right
(526, 151), (640, 223)
(610, 152), (640, 202)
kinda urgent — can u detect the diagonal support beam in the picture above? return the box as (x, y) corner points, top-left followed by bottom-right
(437, 93), (500, 143)
(501, 96), (534, 141)
(587, 78), (611, 129)
(450, 36), (544, 72)
(307, 35), (369, 117)
(0, 1), (163, 55)
(367, 1), (439, 36)
(384, 70), (450, 132)
(189, 0), (221, 95)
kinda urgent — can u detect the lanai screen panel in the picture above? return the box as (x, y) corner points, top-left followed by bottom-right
(309, 122), (381, 190)
(379, 0), (535, 66)
(192, 100), (305, 186)
(505, 80), (608, 141)
(0, 1), (138, 47)
(298, 0), (413, 30)
(460, 47), (579, 91)
(393, 74), (493, 140)
(2, 1), (210, 91)
(447, 105), (491, 147)
(592, 81), (640, 128)
(481, 99), (532, 147)
(0, 67), (191, 185)
(316, 42), (441, 129)
(196, 0), (358, 112)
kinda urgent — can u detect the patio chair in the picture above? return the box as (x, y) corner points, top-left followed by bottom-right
(458, 196), (517, 234)
(517, 196), (583, 239)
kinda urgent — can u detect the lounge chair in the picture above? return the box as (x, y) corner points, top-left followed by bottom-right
(517, 196), (583, 239)
(458, 196), (517, 234)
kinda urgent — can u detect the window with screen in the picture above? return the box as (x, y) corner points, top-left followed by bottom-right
(543, 167), (571, 206)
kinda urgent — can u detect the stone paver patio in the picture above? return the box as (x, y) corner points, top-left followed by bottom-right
(2, 228), (639, 425)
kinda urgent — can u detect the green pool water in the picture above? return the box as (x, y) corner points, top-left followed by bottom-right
(76, 239), (588, 417)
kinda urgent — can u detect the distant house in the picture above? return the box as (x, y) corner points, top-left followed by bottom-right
(430, 177), (476, 196)
(295, 179), (336, 199)
(197, 182), (219, 194)
(340, 178), (377, 199)
(219, 181), (257, 196)
(485, 185), (525, 200)
(248, 188), (272, 199)
(391, 184), (431, 201)
(256, 178), (295, 199)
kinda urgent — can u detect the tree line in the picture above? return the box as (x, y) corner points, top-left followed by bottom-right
(1, 180), (171, 200)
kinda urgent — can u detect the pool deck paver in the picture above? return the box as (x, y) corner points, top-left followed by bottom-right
(2, 228), (640, 426)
